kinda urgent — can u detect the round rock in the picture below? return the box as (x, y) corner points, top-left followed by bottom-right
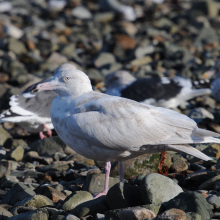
(139, 173), (183, 205)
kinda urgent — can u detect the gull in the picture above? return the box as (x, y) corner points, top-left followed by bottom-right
(0, 63), (76, 139)
(33, 68), (220, 198)
(105, 70), (212, 108)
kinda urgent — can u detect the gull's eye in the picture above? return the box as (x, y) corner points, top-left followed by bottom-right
(63, 76), (70, 82)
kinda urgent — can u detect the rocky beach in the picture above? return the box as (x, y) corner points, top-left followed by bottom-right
(1, 0), (220, 219)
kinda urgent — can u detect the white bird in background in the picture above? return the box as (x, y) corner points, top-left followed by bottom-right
(105, 70), (212, 108)
(0, 63), (77, 139)
(33, 67), (220, 198)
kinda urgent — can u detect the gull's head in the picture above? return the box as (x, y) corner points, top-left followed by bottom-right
(105, 70), (136, 90)
(33, 69), (92, 97)
(54, 63), (77, 75)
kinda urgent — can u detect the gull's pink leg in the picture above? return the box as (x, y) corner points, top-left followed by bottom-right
(39, 131), (45, 139)
(93, 161), (111, 199)
(42, 124), (52, 137)
(118, 161), (124, 183)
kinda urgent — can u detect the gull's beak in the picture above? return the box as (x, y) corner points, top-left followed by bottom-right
(32, 82), (57, 93)
(96, 82), (105, 89)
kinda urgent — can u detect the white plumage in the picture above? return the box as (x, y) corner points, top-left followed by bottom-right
(35, 67), (220, 197)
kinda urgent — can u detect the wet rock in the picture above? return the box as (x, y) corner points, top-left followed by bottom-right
(2, 182), (35, 206)
(61, 191), (93, 211)
(16, 194), (54, 208)
(0, 125), (12, 146)
(106, 182), (141, 210)
(119, 207), (156, 220)
(83, 173), (120, 195)
(155, 208), (186, 220)
(35, 185), (66, 203)
(139, 173), (183, 205)
(8, 208), (49, 220)
(0, 206), (13, 219)
(8, 146), (24, 162)
(29, 136), (75, 157)
(199, 175), (220, 190)
(163, 191), (213, 220)
(71, 196), (109, 217)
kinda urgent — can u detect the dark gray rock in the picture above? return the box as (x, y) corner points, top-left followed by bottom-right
(106, 182), (141, 210)
(8, 208), (49, 220)
(139, 173), (183, 205)
(155, 208), (186, 220)
(29, 136), (75, 157)
(3, 182), (35, 205)
(71, 196), (109, 217)
(199, 175), (220, 190)
(163, 191), (213, 220)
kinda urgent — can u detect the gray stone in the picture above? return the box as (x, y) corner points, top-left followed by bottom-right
(0, 125), (12, 146)
(94, 52), (116, 68)
(4, 138), (28, 150)
(29, 136), (75, 157)
(119, 207), (156, 220)
(206, 195), (220, 208)
(16, 195), (54, 208)
(139, 173), (183, 205)
(8, 208), (49, 220)
(10, 206), (37, 216)
(83, 173), (120, 195)
(72, 6), (92, 19)
(95, 213), (105, 220)
(106, 182), (141, 210)
(170, 156), (188, 173)
(0, 160), (14, 178)
(61, 191), (93, 211)
(71, 195), (109, 217)
(163, 191), (213, 220)
(8, 38), (27, 55)
(61, 215), (80, 220)
(4, 24), (23, 39)
(8, 146), (24, 162)
(3, 182), (35, 206)
(186, 212), (201, 220)
(0, 206), (13, 219)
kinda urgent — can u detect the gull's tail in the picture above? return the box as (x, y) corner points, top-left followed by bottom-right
(168, 144), (212, 161)
(183, 88), (211, 100)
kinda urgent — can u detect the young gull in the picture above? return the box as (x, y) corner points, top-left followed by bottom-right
(0, 63), (76, 139)
(33, 68), (220, 198)
(105, 70), (211, 108)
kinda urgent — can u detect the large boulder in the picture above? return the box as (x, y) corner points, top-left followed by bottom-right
(139, 173), (183, 205)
